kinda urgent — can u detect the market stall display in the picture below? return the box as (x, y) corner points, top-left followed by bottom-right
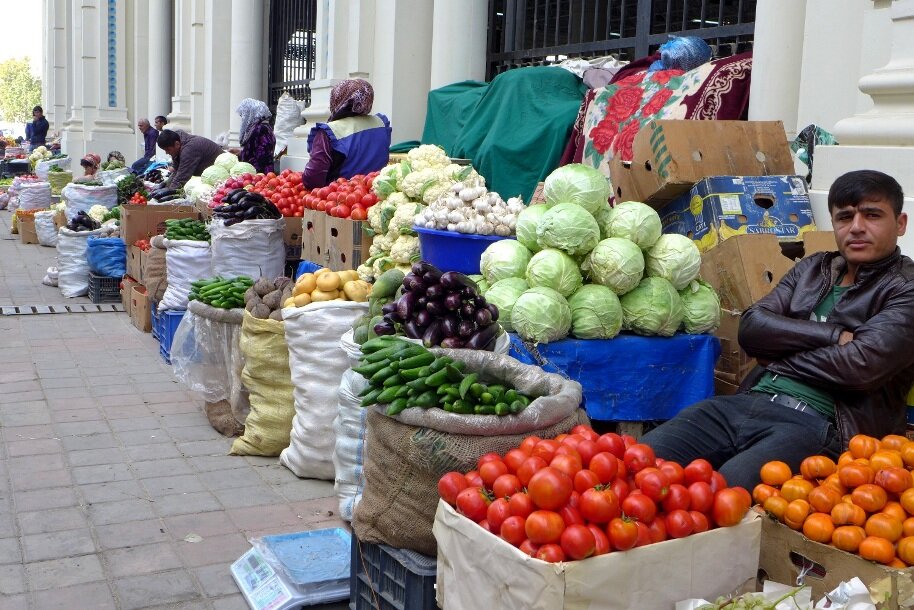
(47, 165), (73, 195)
(158, 237), (212, 312)
(284, 269), (370, 309)
(243, 276), (293, 322)
(61, 182), (118, 220)
(209, 197), (286, 280)
(189, 276), (255, 309)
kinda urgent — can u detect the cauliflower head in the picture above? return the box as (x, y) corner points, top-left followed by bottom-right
(399, 168), (440, 199)
(407, 145), (450, 171)
(390, 235), (420, 264)
(87, 205), (109, 223)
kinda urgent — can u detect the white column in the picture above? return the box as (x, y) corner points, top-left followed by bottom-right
(189, 0), (206, 134)
(301, 0), (350, 128)
(42, 0), (53, 128)
(148, 0), (172, 123)
(747, 0), (807, 139)
(202, 0), (232, 141)
(44, 0), (71, 134)
(129, 0), (151, 160)
(62, 0), (90, 155)
(430, 0), (488, 90)
(167, 0), (193, 131)
(347, 0), (376, 79)
(92, 0), (134, 139)
(228, 0), (265, 145)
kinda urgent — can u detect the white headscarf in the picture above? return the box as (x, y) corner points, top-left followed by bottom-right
(237, 98), (272, 145)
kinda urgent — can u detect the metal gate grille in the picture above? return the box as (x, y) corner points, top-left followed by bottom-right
(487, 0), (756, 79)
(267, 0), (317, 110)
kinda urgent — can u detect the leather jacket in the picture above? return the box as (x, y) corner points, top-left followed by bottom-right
(737, 247), (914, 446)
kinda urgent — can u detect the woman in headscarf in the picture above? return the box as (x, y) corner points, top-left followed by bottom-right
(231, 98), (276, 174)
(78, 154), (101, 181)
(301, 79), (392, 189)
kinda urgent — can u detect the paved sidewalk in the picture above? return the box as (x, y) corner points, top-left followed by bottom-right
(0, 211), (347, 609)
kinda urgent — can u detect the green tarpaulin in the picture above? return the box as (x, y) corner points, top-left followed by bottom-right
(421, 67), (586, 202)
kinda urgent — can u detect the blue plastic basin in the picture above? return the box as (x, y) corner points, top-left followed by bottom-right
(414, 225), (513, 275)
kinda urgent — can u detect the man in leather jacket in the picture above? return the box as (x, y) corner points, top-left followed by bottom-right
(641, 170), (914, 490)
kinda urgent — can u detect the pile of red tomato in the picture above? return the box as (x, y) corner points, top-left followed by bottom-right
(438, 425), (751, 563)
(212, 170), (306, 217)
(301, 171), (380, 221)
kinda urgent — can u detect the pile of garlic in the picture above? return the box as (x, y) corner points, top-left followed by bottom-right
(415, 182), (525, 236)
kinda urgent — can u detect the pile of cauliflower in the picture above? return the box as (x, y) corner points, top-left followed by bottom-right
(28, 146), (53, 164)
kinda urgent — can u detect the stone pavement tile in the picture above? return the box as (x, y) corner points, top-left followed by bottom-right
(154, 491), (223, 518)
(0, 538), (21, 565)
(0, 563), (25, 595)
(61, 432), (121, 451)
(79, 479), (146, 504)
(117, 428), (172, 446)
(6, 438), (63, 457)
(29, 581), (117, 610)
(96, 394), (147, 408)
(252, 464), (302, 486)
(198, 468), (264, 491)
(0, 380), (41, 393)
(1, 424), (58, 442)
(152, 403), (206, 417)
(21, 528), (97, 562)
(0, 370), (37, 383)
(288, 496), (341, 525)
(109, 415), (160, 431)
(10, 468), (71, 492)
(126, 442), (185, 462)
(91, 384), (139, 397)
(133, 457), (194, 479)
(227, 504), (302, 532)
(142, 390), (195, 404)
(91, 374), (138, 386)
(0, 390), (43, 404)
(0, 410), (52, 427)
(47, 397), (103, 411)
(194, 564), (239, 597)
(18, 506), (88, 535)
(212, 594), (251, 610)
(169, 425), (222, 443)
(142, 475), (207, 498)
(0, 514), (15, 538)
(103, 542), (183, 578)
(104, 404), (157, 420)
(176, 532), (249, 568)
(51, 407), (106, 423)
(55, 419), (112, 436)
(164, 512), (238, 540)
(14, 486), (79, 511)
(189, 456), (248, 472)
(25, 554), (106, 590)
(72, 463), (134, 485)
(213, 485), (284, 510)
(94, 519), (169, 550)
(37, 367), (81, 378)
(114, 569), (202, 610)
(40, 376), (88, 389)
(6, 452), (66, 474)
(274, 479), (336, 503)
(242, 455), (279, 467)
(0, 594), (27, 610)
(160, 412), (209, 428)
(68, 447), (129, 468)
(87, 498), (156, 526)
(43, 387), (91, 400)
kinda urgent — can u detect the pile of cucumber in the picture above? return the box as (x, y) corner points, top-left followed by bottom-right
(354, 337), (533, 417)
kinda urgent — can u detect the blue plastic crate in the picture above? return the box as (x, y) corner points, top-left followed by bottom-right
(150, 301), (160, 341)
(158, 309), (186, 364)
(350, 535), (436, 610)
(414, 225), (511, 275)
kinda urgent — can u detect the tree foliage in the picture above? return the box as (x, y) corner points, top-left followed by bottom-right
(0, 58), (41, 124)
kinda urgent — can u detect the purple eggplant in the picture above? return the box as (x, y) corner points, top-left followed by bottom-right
(415, 310), (433, 328)
(444, 292), (463, 311)
(381, 302), (397, 315)
(412, 261), (438, 276)
(416, 296), (428, 309)
(409, 278), (426, 294)
(383, 311), (402, 325)
(465, 323), (500, 350)
(486, 303), (499, 322)
(422, 320), (443, 348)
(422, 269), (443, 284)
(374, 321), (397, 336)
(461, 303), (476, 319)
(463, 286), (479, 299)
(458, 319), (477, 338)
(441, 315), (459, 338)
(402, 273), (419, 290)
(440, 337), (466, 349)
(474, 296), (488, 308)
(475, 307), (493, 327)
(440, 271), (479, 292)
(426, 284), (445, 301)
(396, 292), (417, 320)
(404, 320), (424, 339)
(426, 300), (446, 317)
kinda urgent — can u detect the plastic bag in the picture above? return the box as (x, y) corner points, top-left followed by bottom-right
(42, 266), (59, 287)
(209, 218), (286, 281)
(791, 124), (838, 181)
(279, 301), (369, 480)
(86, 237), (127, 277)
(61, 183), (118, 220)
(159, 239), (212, 312)
(57, 227), (107, 298)
(35, 157), (71, 180)
(34, 210), (59, 247)
(18, 182), (52, 211)
(274, 92), (304, 156)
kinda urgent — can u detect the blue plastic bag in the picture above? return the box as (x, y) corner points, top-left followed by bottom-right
(295, 260), (323, 279)
(86, 237), (127, 277)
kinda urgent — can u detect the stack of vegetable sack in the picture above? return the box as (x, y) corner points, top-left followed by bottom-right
(477, 164), (721, 343)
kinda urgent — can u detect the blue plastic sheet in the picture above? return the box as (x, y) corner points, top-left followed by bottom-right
(509, 333), (721, 421)
(86, 237), (126, 278)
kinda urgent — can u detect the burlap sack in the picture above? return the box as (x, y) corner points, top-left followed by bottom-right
(352, 407), (590, 556)
(205, 400), (245, 437)
(144, 235), (168, 302)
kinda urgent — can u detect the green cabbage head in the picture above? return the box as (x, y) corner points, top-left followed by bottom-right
(606, 201), (662, 249)
(229, 162), (256, 177)
(511, 287), (572, 344)
(214, 152), (239, 171)
(515, 205), (548, 253)
(480, 239), (532, 285)
(645, 234), (701, 290)
(582, 238), (644, 295)
(536, 202), (600, 258)
(543, 164), (610, 215)
(484, 277), (529, 332)
(201, 165), (230, 186)
(679, 279), (721, 334)
(568, 284), (623, 339)
(620, 277), (684, 337)
(525, 248), (583, 297)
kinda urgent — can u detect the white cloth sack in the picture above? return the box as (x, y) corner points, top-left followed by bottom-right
(42, 266), (59, 287)
(35, 157), (71, 180)
(279, 300), (369, 480)
(0, 191), (9, 210)
(34, 210), (59, 247)
(333, 332), (369, 521)
(61, 183), (118, 220)
(159, 239), (212, 312)
(97, 167), (130, 186)
(273, 92), (304, 156)
(18, 182), (52, 211)
(209, 218), (286, 280)
(57, 228), (106, 298)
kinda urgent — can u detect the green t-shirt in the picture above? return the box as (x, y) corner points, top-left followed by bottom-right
(751, 282), (850, 418)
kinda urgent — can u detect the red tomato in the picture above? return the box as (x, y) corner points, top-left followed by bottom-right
(662, 484), (691, 513)
(624, 444), (656, 473)
(479, 460), (508, 490)
(574, 469), (601, 494)
(561, 524), (596, 560)
(596, 433), (626, 458)
(525, 510), (566, 544)
(622, 434), (637, 448)
(518, 539), (540, 557)
(528, 467), (573, 510)
(535, 543), (565, 563)
(575, 440), (599, 467)
(610, 477), (630, 503)
(688, 481), (715, 513)
(486, 498), (512, 531)
(567, 490), (581, 509)
(455, 487), (491, 522)
(571, 425), (599, 442)
(665, 509), (695, 538)
(508, 492), (534, 518)
(437, 472), (469, 506)
(550, 454), (582, 479)
(690, 510), (710, 533)
(621, 492), (657, 523)
(608, 517), (639, 551)
(579, 487), (621, 523)
(517, 456), (548, 487)
(634, 521), (652, 547)
(588, 524), (611, 556)
(732, 486), (752, 508)
(532, 440), (560, 463)
(588, 452), (619, 484)
(554, 444), (582, 461)
(648, 518), (668, 543)
(477, 519), (494, 534)
(502, 449), (529, 474)
(710, 471), (728, 494)
(492, 474), (522, 499)
(558, 505), (585, 526)
(712, 488), (750, 527)
(519, 436), (541, 456)
(638, 470), (670, 503)
(659, 461), (685, 486)
(684, 459), (714, 485)
(500, 516), (527, 546)
(464, 470), (484, 488)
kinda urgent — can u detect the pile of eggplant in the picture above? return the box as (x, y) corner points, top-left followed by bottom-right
(375, 261), (502, 351)
(66, 211), (101, 232)
(213, 189), (281, 226)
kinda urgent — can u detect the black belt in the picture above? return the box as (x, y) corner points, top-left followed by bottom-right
(752, 391), (830, 421)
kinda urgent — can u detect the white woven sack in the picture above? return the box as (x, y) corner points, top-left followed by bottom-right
(159, 239), (212, 312)
(97, 167), (130, 186)
(57, 228), (106, 298)
(333, 355), (369, 521)
(209, 218), (286, 281)
(279, 300), (369, 480)
(61, 183), (118, 220)
(18, 182), (52, 211)
(34, 211), (59, 247)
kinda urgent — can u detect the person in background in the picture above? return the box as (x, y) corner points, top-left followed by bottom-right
(154, 115), (168, 132)
(153, 129), (223, 192)
(28, 106), (49, 151)
(229, 98), (276, 174)
(107, 151), (126, 167)
(641, 170), (914, 491)
(130, 118), (159, 175)
(301, 79), (391, 189)
(78, 154), (101, 181)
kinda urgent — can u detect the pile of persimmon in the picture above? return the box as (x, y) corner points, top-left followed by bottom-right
(755, 433), (914, 567)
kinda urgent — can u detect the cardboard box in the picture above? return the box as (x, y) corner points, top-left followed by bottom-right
(17, 215), (38, 245)
(529, 182), (546, 205)
(758, 513), (911, 608)
(130, 285), (152, 333)
(301, 209), (326, 264)
(120, 204), (198, 246)
(660, 175), (817, 253)
(610, 120), (796, 207)
(283, 216), (304, 260)
(714, 308), (756, 387)
(54, 210), (67, 230)
(325, 216), (372, 272)
(121, 276), (139, 315)
(126, 246), (145, 283)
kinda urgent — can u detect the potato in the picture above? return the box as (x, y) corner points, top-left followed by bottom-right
(251, 303), (271, 319)
(316, 272), (340, 292)
(310, 289), (338, 302)
(283, 296), (295, 308)
(244, 287), (258, 304)
(268, 309), (284, 322)
(245, 293), (263, 310)
(293, 292), (311, 307)
(339, 270), (360, 283)
(262, 290), (282, 311)
(314, 268), (332, 276)
(295, 274), (316, 294)
(342, 280), (370, 302)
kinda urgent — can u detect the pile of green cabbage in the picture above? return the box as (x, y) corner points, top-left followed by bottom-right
(477, 165), (717, 343)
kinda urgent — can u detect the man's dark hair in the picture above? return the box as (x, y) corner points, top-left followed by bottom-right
(155, 115), (168, 125)
(33, 105), (43, 114)
(157, 129), (180, 148)
(828, 170), (904, 217)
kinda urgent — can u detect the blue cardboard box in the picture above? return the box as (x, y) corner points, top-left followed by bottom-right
(659, 175), (817, 253)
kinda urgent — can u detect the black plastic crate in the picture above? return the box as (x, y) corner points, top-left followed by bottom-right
(88, 272), (121, 304)
(350, 535), (437, 610)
